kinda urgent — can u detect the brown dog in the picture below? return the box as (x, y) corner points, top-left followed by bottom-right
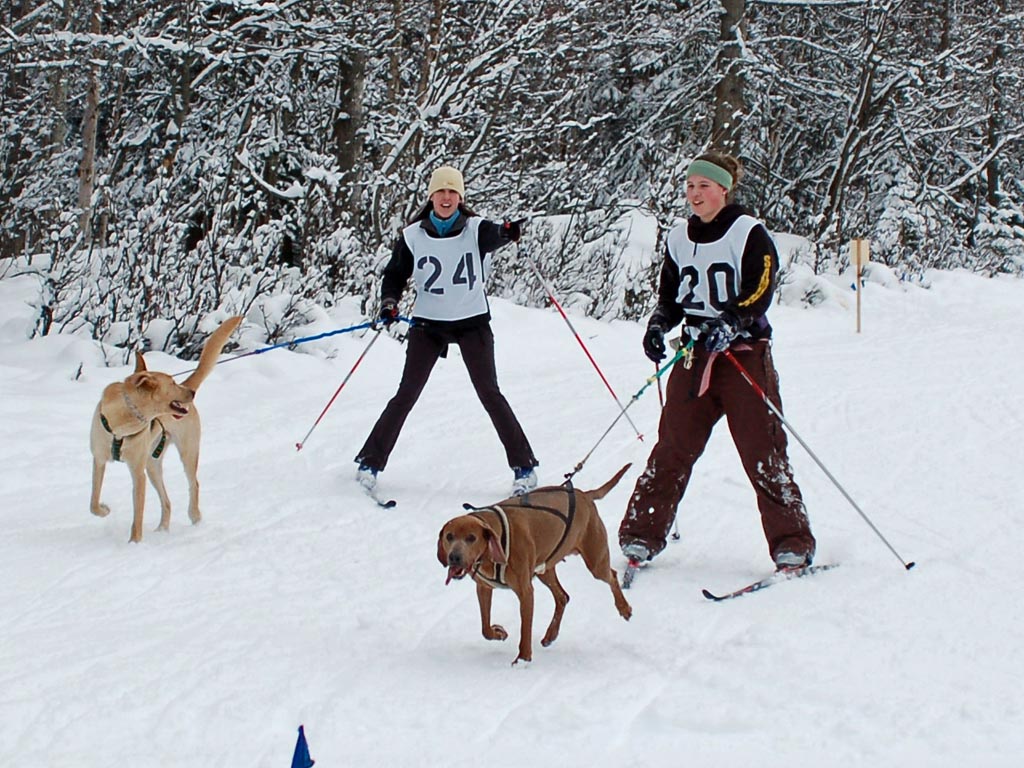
(89, 316), (242, 542)
(437, 464), (633, 664)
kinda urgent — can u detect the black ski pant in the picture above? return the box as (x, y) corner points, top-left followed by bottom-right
(619, 341), (815, 561)
(355, 323), (537, 472)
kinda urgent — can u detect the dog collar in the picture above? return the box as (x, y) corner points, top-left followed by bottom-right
(122, 390), (148, 423)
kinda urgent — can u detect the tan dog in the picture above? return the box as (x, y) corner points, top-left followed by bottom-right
(437, 464), (633, 664)
(89, 316), (242, 542)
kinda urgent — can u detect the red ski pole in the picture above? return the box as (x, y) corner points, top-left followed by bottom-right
(522, 247), (644, 441)
(295, 328), (383, 451)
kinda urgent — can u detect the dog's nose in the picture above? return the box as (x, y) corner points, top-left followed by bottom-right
(447, 551), (463, 567)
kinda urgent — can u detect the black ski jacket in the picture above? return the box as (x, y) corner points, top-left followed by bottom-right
(380, 204), (516, 332)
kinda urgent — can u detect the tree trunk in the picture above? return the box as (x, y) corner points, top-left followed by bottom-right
(712, 0), (745, 155)
(388, 0), (403, 101)
(984, 0), (1007, 206)
(335, 49), (366, 217)
(177, 0), (194, 130)
(77, 0), (102, 243)
(418, 0), (443, 99)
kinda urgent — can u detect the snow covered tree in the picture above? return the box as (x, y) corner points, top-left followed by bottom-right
(1, 0), (1021, 353)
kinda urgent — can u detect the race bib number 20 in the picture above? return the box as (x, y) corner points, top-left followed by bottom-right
(677, 262), (738, 313)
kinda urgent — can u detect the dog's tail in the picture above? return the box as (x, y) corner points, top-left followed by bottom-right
(585, 463), (632, 500)
(182, 316), (243, 391)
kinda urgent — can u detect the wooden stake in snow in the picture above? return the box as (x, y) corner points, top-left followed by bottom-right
(850, 239), (870, 333)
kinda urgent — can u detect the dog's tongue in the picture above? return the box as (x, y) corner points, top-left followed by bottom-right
(445, 567), (456, 586)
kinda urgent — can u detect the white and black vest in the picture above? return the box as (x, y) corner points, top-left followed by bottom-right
(402, 218), (489, 322)
(665, 214), (761, 321)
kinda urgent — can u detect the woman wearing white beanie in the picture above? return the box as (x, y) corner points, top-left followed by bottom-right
(354, 165), (539, 497)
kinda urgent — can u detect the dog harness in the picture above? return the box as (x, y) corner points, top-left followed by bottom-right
(468, 506), (512, 589)
(99, 413), (167, 462)
(465, 482), (578, 589)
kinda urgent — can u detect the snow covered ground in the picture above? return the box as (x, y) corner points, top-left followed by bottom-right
(2, 267), (1022, 766)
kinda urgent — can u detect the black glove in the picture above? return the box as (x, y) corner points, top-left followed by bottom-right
(378, 299), (399, 327)
(643, 324), (666, 364)
(502, 218), (526, 243)
(703, 312), (740, 353)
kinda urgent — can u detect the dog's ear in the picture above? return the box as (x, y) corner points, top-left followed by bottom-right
(133, 351), (148, 373)
(437, 526), (449, 567)
(128, 372), (159, 392)
(484, 527), (507, 565)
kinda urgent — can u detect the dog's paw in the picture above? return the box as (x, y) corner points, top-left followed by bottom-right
(90, 503), (111, 518)
(483, 624), (508, 641)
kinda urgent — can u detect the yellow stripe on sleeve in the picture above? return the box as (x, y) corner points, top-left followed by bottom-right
(738, 254), (773, 307)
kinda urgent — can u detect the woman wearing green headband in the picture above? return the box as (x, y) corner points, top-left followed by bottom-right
(619, 151), (816, 571)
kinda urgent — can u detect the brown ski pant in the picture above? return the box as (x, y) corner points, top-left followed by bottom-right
(619, 341), (815, 561)
(355, 323), (537, 471)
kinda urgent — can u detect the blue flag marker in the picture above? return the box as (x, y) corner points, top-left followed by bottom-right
(291, 725), (315, 768)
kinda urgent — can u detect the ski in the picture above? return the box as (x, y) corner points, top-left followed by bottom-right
(702, 563), (838, 602)
(368, 491), (397, 509)
(621, 557), (643, 589)
(359, 482), (397, 509)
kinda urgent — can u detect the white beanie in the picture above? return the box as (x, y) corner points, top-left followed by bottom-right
(427, 166), (465, 198)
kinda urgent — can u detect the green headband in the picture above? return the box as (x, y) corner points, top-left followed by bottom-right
(686, 159), (734, 191)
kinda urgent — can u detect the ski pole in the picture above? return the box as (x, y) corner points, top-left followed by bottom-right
(174, 318), (410, 377)
(520, 246), (644, 441)
(295, 328), (384, 451)
(722, 349), (915, 571)
(222, 320), (376, 362)
(652, 360), (681, 541)
(566, 346), (687, 481)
